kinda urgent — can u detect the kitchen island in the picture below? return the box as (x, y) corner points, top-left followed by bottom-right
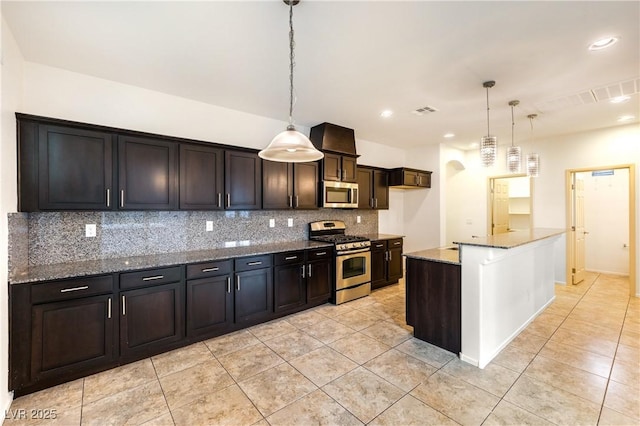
(405, 228), (565, 368)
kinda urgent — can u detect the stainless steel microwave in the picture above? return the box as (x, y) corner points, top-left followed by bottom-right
(322, 181), (359, 208)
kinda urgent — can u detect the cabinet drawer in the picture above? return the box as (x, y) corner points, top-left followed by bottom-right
(274, 251), (305, 266)
(234, 255), (272, 272)
(371, 241), (387, 251)
(120, 266), (182, 290)
(388, 238), (403, 248)
(187, 260), (232, 280)
(32, 275), (114, 304)
(307, 248), (332, 260)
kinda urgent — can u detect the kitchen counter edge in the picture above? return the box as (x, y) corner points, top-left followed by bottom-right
(453, 228), (565, 249)
(404, 248), (461, 265)
(9, 241), (334, 285)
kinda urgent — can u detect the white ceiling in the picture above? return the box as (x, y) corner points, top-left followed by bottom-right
(3, 1), (639, 150)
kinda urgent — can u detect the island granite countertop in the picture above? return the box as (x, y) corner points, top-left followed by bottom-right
(404, 247), (461, 265)
(9, 240), (333, 285)
(453, 228), (565, 249)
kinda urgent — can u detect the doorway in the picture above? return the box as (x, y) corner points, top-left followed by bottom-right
(487, 174), (533, 235)
(566, 164), (636, 296)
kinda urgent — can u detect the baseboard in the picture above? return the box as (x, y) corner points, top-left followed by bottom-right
(1, 391), (15, 425)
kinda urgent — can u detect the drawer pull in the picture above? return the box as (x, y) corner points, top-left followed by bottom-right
(60, 286), (89, 293)
(201, 267), (219, 272)
(122, 295), (126, 316)
(107, 297), (112, 319)
(142, 275), (164, 281)
(285, 256), (298, 260)
(247, 261), (262, 266)
(393, 242), (401, 246)
(315, 252), (327, 256)
(376, 244), (384, 248)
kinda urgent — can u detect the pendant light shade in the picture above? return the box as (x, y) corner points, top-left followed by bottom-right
(480, 81), (497, 167)
(259, 0), (323, 163)
(507, 100), (521, 173)
(527, 114), (540, 177)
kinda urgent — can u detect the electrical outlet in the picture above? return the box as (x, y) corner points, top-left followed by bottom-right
(356, 216), (361, 223)
(206, 220), (213, 231)
(269, 218), (275, 228)
(85, 224), (96, 238)
(287, 218), (293, 227)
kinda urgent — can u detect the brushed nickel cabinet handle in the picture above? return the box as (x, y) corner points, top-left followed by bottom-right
(202, 267), (219, 272)
(295, 195), (299, 208)
(389, 251), (392, 261)
(393, 241), (401, 246)
(226, 193), (231, 208)
(60, 286), (89, 293)
(375, 198), (378, 208)
(142, 275), (164, 281)
(289, 195), (293, 208)
(285, 256), (298, 260)
(308, 264), (312, 277)
(370, 198), (374, 208)
(227, 277), (231, 293)
(107, 297), (112, 319)
(120, 190), (125, 208)
(122, 295), (126, 316)
(247, 261), (262, 266)
(218, 193), (222, 208)
(236, 276), (240, 291)
(301, 265), (305, 278)
(315, 252), (327, 256)
(106, 189), (110, 207)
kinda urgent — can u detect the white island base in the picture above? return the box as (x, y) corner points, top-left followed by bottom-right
(456, 229), (565, 368)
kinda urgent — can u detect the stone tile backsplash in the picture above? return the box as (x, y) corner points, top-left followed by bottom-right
(9, 210), (378, 267)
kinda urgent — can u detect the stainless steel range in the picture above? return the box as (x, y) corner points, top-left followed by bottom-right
(309, 220), (371, 304)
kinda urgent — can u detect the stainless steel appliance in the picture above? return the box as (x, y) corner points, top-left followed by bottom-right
(309, 220), (371, 304)
(322, 181), (359, 209)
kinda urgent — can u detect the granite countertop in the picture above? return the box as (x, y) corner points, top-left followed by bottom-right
(453, 228), (566, 249)
(404, 246), (461, 265)
(10, 240), (333, 285)
(356, 233), (405, 241)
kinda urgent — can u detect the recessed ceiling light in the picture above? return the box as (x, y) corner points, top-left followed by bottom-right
(380, 110), (393, 118)
(588, 36), (619, 51)
(610, 95), (631, 104)
(618, 115), (635, 122)
(443, 133), (455, 138)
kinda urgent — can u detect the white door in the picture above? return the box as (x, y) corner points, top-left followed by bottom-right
(572, 173), (586, 284)
(492, 179), (510, 234)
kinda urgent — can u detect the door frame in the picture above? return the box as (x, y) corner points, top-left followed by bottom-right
(565, 164), (636, 296)
(487, 174), (534, 235)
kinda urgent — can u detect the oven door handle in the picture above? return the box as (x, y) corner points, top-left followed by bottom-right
(336, 248), (371, 256)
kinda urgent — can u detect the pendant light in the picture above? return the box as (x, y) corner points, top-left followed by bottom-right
(480, 81), (497, 167)
(527, 114), (540, 177)
(506, 100), (521, 173)
(258, 0), (324, 163)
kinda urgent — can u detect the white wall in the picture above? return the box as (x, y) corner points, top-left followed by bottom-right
(1, 15), (24, 415)
(582, 169), (630, 275)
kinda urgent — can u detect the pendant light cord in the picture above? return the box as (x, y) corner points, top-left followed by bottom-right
(511, 104), (515, 147)
(288, 1), (295, 128)
(486, 87), (491, 136)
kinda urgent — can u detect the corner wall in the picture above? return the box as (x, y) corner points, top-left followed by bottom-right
(1, 15), (24, 414)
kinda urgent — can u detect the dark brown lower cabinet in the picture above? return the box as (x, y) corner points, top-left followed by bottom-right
(186, 275), (233, 338)
(274, 262), (306, 313)
(306, 256), (332, 305)
(120, 282), (184, 358)
(371, 238), (404, 290)
(234, 268), (273, 325)
(31, 294), (115, 381)
(406, 257), (461, 354)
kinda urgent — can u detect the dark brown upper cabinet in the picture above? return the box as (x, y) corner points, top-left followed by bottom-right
(356, 166), (389, 209)
(179, 144), (224, 210)
(322, 153), (358, 183)
(388, 167), (432, 189)
(225, 150), (262, 210)
(118, 135), (178, 210)
(18, 120), (115, 211)
(262, 160), (318, 209)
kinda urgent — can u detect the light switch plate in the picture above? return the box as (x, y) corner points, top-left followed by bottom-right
(287, 218), (293, 227)
(356, 216), (361, 223)
(206, 220), (214, 231)
(85, 224), (96, 237)
(269, 218), (275, 228)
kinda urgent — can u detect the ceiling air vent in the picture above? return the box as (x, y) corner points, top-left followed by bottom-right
(412, 105), (439, 116)
(591, 78), (640, 101)
(536, 77), (639, 113)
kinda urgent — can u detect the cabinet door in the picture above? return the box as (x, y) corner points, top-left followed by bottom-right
(356, 168), (373, 209)
(417, 172), (432, 188)
(31, 295), (115, 380)
(38, 125), (114, 210)
(307, 259), (332, 305)
(274, 263), (306, 313)
(180, 144), (224, 210)
(120, 282), (183, 358)
(403, 170), (419, 187)
(371, 244), (388, 289)
(341, 156), (358, 183)
(372, 169), (389, 210)
(387, 246), (404, 283)
(118, 136), (178, 210)
(234, 268), (273, 324)
(262, 160), (292, 209)
(225, 150), (262, 210)
(187, 275), (233, 338)
(293, 162), (319, 209)
(322, 153), (341, 181)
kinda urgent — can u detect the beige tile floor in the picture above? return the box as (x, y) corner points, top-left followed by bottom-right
(6, 272), (639, 425)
